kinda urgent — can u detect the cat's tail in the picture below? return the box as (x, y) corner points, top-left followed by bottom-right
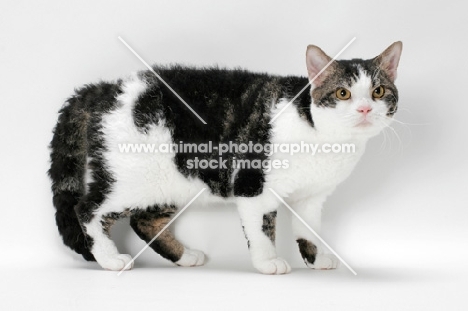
(48, 99), (95, 261)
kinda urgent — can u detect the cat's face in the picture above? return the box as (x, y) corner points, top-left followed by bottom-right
(306, 42), (402, 139)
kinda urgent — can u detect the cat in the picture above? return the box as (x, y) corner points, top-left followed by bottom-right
(49, 41), (402, 274)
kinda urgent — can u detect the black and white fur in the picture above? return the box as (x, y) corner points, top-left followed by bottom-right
(49, 42), (402, 274)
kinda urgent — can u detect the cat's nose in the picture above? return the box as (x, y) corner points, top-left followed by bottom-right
(357, 106), (372, 115)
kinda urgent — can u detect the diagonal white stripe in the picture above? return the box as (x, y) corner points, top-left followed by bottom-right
(118, 36), (207, 125)
(268, 188), (357, 275)
(117, 188), (207, 275)
(269, 37), (356, 124)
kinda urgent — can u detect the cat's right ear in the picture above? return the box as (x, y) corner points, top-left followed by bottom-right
(374, 41), (403, 82)
(306, 45), (334, 87)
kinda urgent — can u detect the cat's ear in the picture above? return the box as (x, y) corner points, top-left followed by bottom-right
(374, 41), (402, 82)
(306, 45), (335, 87)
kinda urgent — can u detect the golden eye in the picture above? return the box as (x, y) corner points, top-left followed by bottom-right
(372, 86), (385, 99)
(336, 88), (351, 100)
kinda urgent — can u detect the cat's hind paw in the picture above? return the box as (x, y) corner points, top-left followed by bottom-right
(99, 254), (134, 271)
(306, 254), (340, 270)
(254, 257), (292, 275)
(176, 249), (205, 267)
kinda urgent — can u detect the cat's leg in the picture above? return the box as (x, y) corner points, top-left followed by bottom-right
(291, 195), (340, 270)
(237, 195), (291, 275)
(75, 197), (134, 271)
(130, 206), (205, 267)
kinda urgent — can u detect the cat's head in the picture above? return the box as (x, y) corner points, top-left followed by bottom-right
(306, 42), (402, 138)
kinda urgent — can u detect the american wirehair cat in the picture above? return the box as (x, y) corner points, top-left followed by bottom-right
(49, 42), (402, 274)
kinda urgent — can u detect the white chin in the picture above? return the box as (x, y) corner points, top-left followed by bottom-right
(355, 121), (373, 128)
(352, 122), (382, 136)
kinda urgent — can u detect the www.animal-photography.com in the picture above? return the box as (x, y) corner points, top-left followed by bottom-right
(1, 1), (467, 310)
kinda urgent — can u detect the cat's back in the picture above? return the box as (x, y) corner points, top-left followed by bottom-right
(135, 65), (283, 143)
(59, 66), (286, 148)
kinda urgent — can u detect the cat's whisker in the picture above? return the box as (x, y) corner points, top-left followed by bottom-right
(374, 114), (416, 150)
(379, 121), (389, 152)
(375, 113), (429, 128)
(341, 114), (357, 120)
(376, 120), (394, 154)
(394, 107), (412, 113)
(378, 119), (403, 155)
(391, 118), (431, 126)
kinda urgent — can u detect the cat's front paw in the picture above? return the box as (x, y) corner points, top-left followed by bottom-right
(98, 254), (134, 271)
(176, 249), (205, 267)
(306, 254), (340, 270)
(254, 257), (292, 275)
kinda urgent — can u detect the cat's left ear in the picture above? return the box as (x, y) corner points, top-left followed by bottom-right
(306, 45), (336, 87)
(374, 41), (403, 82)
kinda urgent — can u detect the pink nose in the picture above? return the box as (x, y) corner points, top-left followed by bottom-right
(357, 106), (372, 115)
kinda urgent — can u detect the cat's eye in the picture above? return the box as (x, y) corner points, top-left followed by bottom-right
(336, 88), (351, 100)
(372, 86), (385, 99)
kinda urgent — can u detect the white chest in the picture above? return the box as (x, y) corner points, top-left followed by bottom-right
(266, 101), (368, 198)
(266, 143), (365, 199)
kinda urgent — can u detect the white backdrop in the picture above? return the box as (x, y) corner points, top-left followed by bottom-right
(1, 0), (467, 310)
